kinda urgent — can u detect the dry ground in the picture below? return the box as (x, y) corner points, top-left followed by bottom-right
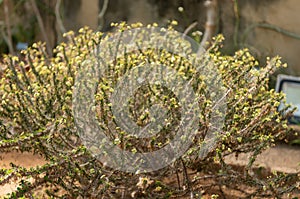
(0, 144), (299, 198)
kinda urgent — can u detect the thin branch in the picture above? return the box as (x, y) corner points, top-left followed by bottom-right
(182, 21), (198, 39)
(98, 0), (109, 30)
(233, 0), (240, 48)
(55, 0), (67, 34)
(198, 0), (218, 55)
(181, 158), (192, 193)
(3, 0), (14, 54)
(29, 0), (52, 55)
(243, 22), (300, 43)
(176, 166), (181, 190)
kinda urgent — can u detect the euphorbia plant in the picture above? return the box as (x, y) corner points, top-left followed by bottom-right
(0, 23), (298, 198)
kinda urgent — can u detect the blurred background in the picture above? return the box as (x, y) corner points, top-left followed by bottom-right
(1, 0), (300, 76)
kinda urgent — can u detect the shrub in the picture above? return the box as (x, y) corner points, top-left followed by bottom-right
(0, 23), (299, 198)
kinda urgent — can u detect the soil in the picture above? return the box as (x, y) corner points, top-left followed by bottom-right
(0, 144), (299, 198)
(0, 151), (46, 197)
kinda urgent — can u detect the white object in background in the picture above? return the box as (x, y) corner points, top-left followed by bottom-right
(276, 74), (300, 119)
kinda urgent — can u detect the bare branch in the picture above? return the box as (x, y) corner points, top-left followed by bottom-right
(3, 0), (14, 54)
(98, 0), (109, 30)
(182, 21), (198, 39)
(29, 0), (52, 55)
(55, 0), (67, 34)
(198, 0), (218, 54)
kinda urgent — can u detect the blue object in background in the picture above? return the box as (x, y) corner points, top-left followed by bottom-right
(16, 42), (28, 51)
